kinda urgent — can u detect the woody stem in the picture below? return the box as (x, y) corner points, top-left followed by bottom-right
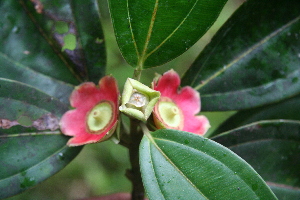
(128, 118), (144, 200)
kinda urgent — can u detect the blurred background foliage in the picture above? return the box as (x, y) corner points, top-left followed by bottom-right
(6, 0), (243, 199)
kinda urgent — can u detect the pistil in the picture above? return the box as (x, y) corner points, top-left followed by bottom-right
(157, 99), (183, 130)
(87, 101), (113, 133)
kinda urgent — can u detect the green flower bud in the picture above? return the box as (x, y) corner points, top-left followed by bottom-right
(119, 78), (160, 121)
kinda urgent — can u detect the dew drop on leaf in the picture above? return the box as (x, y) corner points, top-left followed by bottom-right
(12, 26), (20, 33)
(58, 152), (65, 160)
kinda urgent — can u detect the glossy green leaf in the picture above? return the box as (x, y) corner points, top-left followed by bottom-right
(0, 79), (81, 199)
(0, 1), (77, 104)
(0, 1), (106, 104)
(69, 0), (107, 83)
(108, 0), (227, 68)
(140, 129), (277, 200)
(182, 0), (300, 111)
(27, 0), (107, 83)
(212, 94), (300, 136)
(212, 120), (300, 199)
(0, 56), (74, 105)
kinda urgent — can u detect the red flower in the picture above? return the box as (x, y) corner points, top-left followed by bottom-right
(60, 76), (119, 146)
(152, 70), (210, 135)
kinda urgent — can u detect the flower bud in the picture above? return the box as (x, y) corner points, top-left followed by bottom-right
(119, 78), (160, 121)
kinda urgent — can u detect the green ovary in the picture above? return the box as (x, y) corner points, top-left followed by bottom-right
(87, 102), (113, 133)
(158, 101), (182, 128)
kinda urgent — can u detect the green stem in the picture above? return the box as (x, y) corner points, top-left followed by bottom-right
(133, 68), (142, 81)
(128, 119), (145, 200)
(133, 60), (144, 81)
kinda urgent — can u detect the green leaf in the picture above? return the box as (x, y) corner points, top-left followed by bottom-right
(69, 0), (107, 83)
(0, 1), (78, 104)
(212, 120), (300, 199)
(182, 0), (300, 111)
(140, 129), (277, 200)
(35, 0), (107, 83)
(0, 78), (81, 199)
(0, 78), (68, 119)
(0, 1), (107, 103)
(108, 0), (227, 68)
(0, 134), (81, 199)
(0, 1), (80, 84)
(212, 94), (300, 136)
(0, 53), (74, 104)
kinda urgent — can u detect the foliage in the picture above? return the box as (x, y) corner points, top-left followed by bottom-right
(1, 0), (300, 199)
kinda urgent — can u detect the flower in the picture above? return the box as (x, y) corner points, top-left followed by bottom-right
(152, 70), (210, 135)
(119, 78), (160, 121)
(59, 76), (119, 146)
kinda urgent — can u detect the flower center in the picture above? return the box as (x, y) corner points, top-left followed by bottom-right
(125, 92), (150, 114)
(157, 100), (183, 129)
(87, 101), (113, 133)
(128, 92), (148, 107)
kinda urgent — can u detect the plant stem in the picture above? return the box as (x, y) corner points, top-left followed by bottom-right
(133, 61), (144, 81)
(128, 60), (145, 199)
(128, 119), (145, 200)
(133, 68), (142, 81)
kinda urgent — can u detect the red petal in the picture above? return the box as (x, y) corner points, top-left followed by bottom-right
(70, 82), (99, 108)
(67, 133), (105, 146)
(153, 69), (180, 98)
(66, 121), (118, 146)
(97, 75), (119, 102)
(174, 86), (200, 116)
(59, 109), (87, 137)
(183, 115), (210, 135)
(70, 76), (119, 109)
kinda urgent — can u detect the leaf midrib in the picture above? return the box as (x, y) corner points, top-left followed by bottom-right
(227, 138), (300, 149)
(132, 0), (200, 66)
(193, 15), (300, 91)
(200, 67), (300, 97)
(267, 181), (300, 191)
(146, 133), (208, 199)
(0, 131), (61, 138)
(139, 0), (160, 65)
(148, 132), (274, 199)
(0, 52), (75, 89)
(19, 0), (82, 82)
(144, 0), (200, 60)
(0, 142), (68, 182)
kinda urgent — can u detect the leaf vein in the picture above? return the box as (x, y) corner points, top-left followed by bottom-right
(148, 143), (167, 199)
(145, 0), (200, 59)
(127, 0), (140, 60)
(19, 0), (82, 82)
(200, 66), (300, 98)
(0, 52), (73, 89)
(140, 0), (160, 65)
(0, 144), (69, 183)
(194, 15), (300, 91)
(153, 136), (265, 198)
(146, 133), (208, 199)
(0, 131), (61, 138)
